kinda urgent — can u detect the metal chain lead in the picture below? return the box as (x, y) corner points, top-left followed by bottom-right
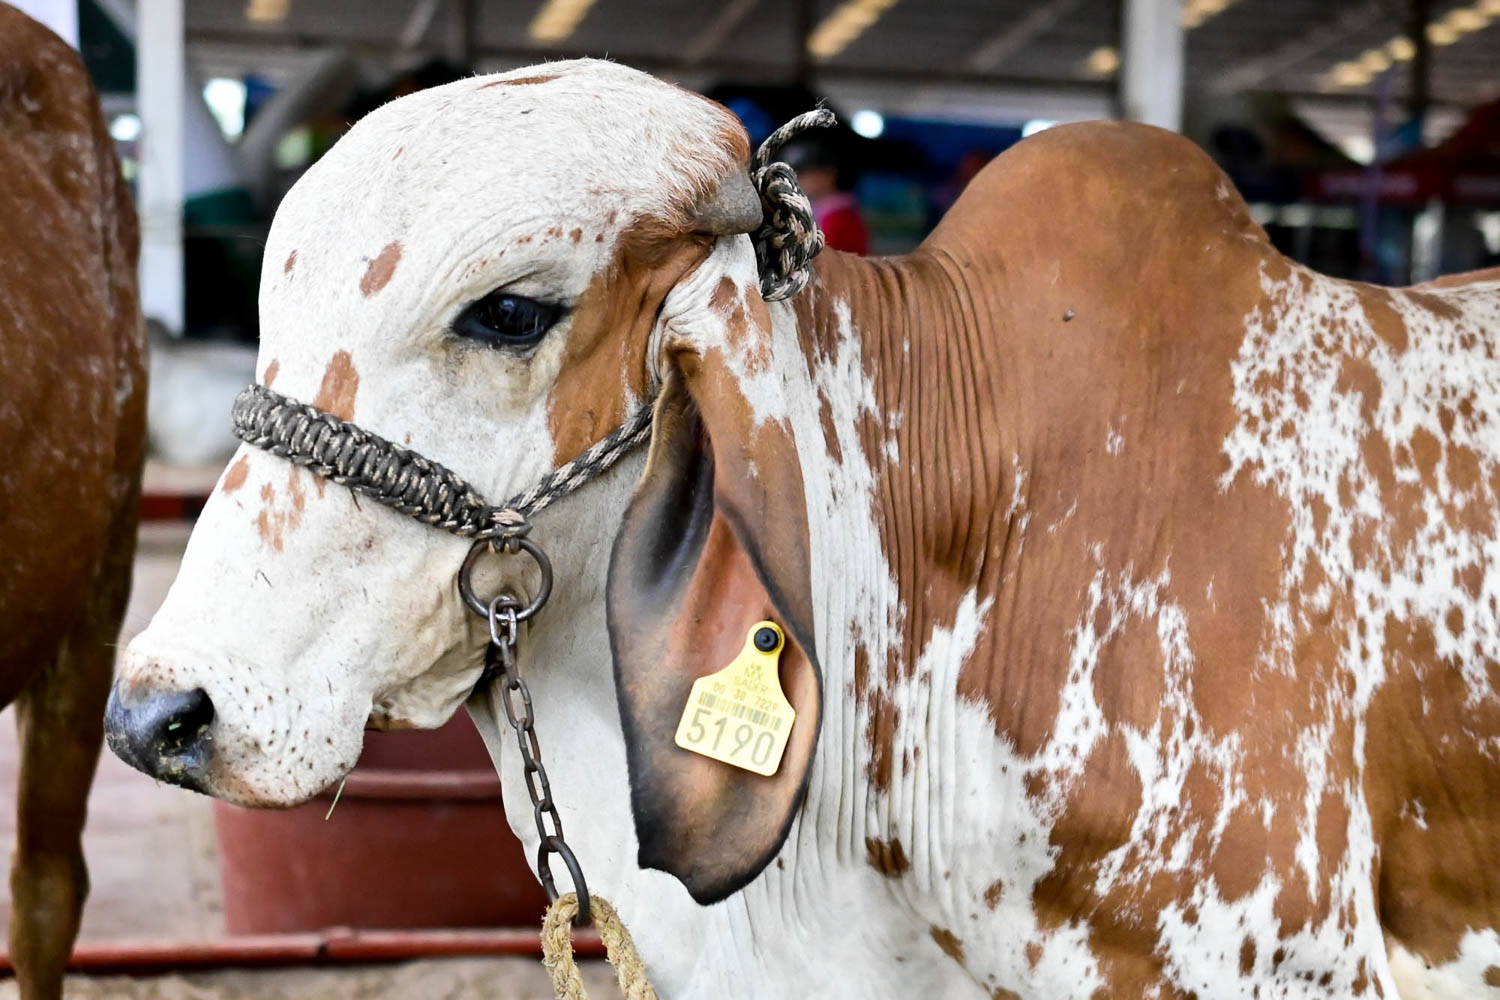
(474, 545), (592, 927)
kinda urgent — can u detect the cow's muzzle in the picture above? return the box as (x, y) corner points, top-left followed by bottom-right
(104, 682), (216, 793)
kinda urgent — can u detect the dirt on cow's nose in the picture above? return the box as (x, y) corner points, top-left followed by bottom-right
(104, 681), (216, 792)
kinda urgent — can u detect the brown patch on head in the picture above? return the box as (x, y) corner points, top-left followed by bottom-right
(286, 466), (307, 514)
(312, 350), (359, 421)
(254, 510), (275, 549)
(983, 880), (1004, 909)
(221, 455), (250, 495)
(254, 482), (278, 549)
(262, 359), (280, 387)
(283, 250), (297, 275)
(543, 216), (715, 464)
(359, 242), (402, 297)
(479, 74), (559, 88)
(252, 471), (311, 552)
(569, 227), (583, 243)
(929, 926), (965, 966)
(1484, 966), (1500, 987)
(865, 836), (910, 877)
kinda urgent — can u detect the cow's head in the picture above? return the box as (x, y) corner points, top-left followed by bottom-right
(109, 60), (820, 902)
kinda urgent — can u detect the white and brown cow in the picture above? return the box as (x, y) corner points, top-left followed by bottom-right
(108, 60), (1500, 998)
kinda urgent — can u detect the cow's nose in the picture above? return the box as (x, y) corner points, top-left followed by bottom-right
(104, 683), (216, 791)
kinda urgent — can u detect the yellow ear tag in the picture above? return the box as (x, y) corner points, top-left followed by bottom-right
(674, 621), (796, 777)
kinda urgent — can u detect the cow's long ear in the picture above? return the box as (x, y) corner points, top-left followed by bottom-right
(607, 266), (819, 905)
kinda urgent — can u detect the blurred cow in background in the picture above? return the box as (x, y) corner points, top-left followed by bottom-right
(0, 5), (146, 996)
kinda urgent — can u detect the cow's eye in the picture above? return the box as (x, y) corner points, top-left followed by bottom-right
(452, 291), (563, 348)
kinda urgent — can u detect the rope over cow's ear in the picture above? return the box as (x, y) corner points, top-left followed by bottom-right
(750, 108), (836, 301)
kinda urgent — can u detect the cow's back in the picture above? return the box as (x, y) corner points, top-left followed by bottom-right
(0, 5), (144, 684)
(863, 121), (1500, 994)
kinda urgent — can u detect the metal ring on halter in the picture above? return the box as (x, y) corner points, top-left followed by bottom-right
(487, 596), (522, 649)
(537, 834), (592, 926)
(458, 536), (553, 622)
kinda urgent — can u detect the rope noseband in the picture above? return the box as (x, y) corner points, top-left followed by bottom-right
(231, 383), (651, 541)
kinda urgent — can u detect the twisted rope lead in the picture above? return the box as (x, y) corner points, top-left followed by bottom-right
(230, 384), (652, 540)
(750, 108), (837, 302)
(543, 893), (658, 1000)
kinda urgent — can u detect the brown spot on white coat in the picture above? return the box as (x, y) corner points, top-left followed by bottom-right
(478, 74), (559, 88)
(865, 836), (910, 877)
(359, 242), (401, 297)
(221, 456), (250, 495)
(312, 350), (359, 421)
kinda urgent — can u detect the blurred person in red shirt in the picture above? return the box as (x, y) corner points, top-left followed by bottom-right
(779, 134), (870, 256)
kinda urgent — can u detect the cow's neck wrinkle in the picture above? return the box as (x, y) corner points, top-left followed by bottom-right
(798, 244), (1024, 633)
(779, 247), (1028, 880)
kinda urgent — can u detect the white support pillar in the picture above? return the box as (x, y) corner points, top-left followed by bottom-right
(9, 0), (78, 46)
(137, 0), (186, 334)
(1121, 0), (1184, 132)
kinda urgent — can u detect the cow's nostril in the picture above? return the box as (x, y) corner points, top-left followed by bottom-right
(158, 688), (214, 753)
(105, 683), (216, 791)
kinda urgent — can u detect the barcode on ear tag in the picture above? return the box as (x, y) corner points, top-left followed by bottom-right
(674, 621), (796, 777)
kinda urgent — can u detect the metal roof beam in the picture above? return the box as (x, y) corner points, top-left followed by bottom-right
(1209, 0), (1390, 93)
(187, 28), (1119, 94)
(682, 0), (760, 65)
(965, 0), (1087, 72)
(399, 0), (445, 49)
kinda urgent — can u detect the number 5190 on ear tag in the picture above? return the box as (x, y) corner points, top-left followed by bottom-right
(675, 621), (796, 776)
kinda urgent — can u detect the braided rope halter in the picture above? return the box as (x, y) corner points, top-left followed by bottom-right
(231, 384), (653, 543)
(226, 110), (834, 1000)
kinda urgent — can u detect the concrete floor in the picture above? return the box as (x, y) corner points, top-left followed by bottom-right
(0, 465), (620, 997)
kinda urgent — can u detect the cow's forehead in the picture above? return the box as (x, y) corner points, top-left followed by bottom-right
(254, 60), (748, 421)
(265, 60), (745, 284)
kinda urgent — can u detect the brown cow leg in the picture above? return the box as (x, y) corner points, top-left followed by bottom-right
(7, 527), (131, 1000)
(7, 622), (115, 1000)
